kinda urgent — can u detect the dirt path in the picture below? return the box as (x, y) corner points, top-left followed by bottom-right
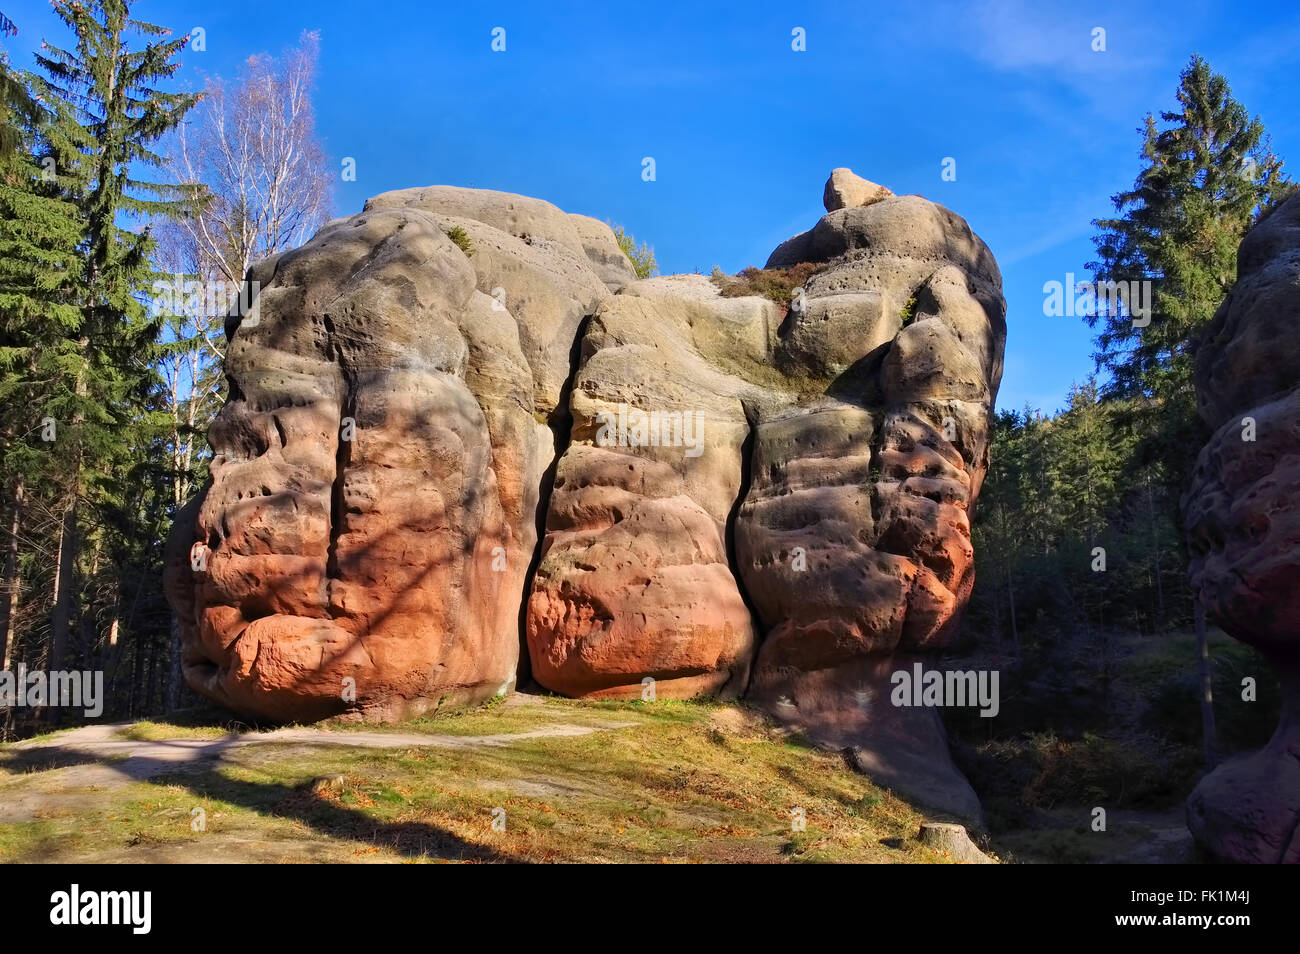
(12, 719), (636, 765)
(0, 711), (637, 825)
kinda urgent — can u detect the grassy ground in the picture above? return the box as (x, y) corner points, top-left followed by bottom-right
(0, 695), (959, 864)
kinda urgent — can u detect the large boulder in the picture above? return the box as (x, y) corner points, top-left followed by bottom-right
(524, 276), (772, 699)
(523, 172), (1005, 822)
(166, 169), (1006, 823)
(1183, 193), (1300, 863)
(164, 188), (612, 721)
(736, 181), (1004, 822)
(822, 167), (893, 212)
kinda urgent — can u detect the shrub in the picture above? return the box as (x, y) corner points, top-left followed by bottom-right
(710, 262), (826, 304)
(609, 223), (657, 278)
(444, 225), (473, 256)
(899, 294), (918, 326)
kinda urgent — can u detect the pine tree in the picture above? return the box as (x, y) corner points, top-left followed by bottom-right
(26, 0), (198, 673)
(0, 54), (83, 672)
(1, 10), (39, 155)
(1087, 55), (1290, 478)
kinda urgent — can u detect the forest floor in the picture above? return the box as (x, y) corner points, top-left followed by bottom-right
(0, 693), (965, 864)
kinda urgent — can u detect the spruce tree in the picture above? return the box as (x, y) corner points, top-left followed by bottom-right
(26, 0), (198, 671)
(0, 50), (82, 670)
(1087, 54), (1290, 480)
(2, 11), (40, 155)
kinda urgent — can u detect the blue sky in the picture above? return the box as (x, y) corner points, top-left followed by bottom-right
(5, 0), (1298, 413)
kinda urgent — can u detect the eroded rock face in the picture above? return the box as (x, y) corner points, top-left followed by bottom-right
(1183, 193), (1300, 863)
(524, 276), (773, 699)
(823, 167), (893, 212)
(165, 189), (618, 721)
(738, 191), (1004, 822)
(525, 174), (1005, 820)
(167, 171), (1006, 822)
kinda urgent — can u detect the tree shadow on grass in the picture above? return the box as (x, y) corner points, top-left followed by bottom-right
(156, 763), (519, 862)
(1, 740), (522, 862)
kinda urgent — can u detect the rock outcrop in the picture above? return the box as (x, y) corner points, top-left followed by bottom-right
(823, 167), (893, 212)
(526, 173), (1005, 818)
(1183, 193), (1300, 863)
(743, 184), (1003, 822)
(164, 189), (615, 721)
(166, 170), (1005, 821)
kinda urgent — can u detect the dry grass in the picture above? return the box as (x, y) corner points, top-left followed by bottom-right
(0, 696), (957, 864)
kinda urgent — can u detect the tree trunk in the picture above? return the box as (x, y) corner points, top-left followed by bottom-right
(129, 638), (143, 717)
(165, 615), (184, 712)
(49, 501), (77, 671)
(1196, 600), (1218, 769)
(46, 502), (79, 724)
(0, 480), (23, 670)
(145, 636), (160, 714)
(1147, 479), (1165, 625)
(1006, 563), (1020, 658)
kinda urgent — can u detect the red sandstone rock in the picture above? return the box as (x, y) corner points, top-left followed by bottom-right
(165, 192), (614, 721)
(167, 170), (1006, 801)
(1183, 193), (1300, 863)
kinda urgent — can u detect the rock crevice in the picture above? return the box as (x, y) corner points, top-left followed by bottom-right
(165, 170), (1006, 819)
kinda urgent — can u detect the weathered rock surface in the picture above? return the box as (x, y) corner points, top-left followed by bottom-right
(524, 276), (772, 699)
(568, 214), (638, 292)
(1183, 193), (1300, 863)
(524, 172), (1004, 822)
(167, 169), (1005, 825)
(165, 188), (609, 721)
(823, 167), (893, 212)
(739, 184), (1003, 823)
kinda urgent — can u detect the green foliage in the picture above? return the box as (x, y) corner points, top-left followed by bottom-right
(972, 730), (1188, 810)
(1087, 54), (1290, 500)
(1, 21), (39, 156)
(609, 222), (657, 278)
(961, 63), (1293, 847)
(443, 225), (473, 256)
(898, 294), (917, 326)
(1138, 637), (1280, 753)
(0, 0), (199, 722)
(970, 381), (1189, 648)
(947, 625), (1280, 856)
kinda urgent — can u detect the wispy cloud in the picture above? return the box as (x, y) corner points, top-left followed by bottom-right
(942, 0), (1168, 76)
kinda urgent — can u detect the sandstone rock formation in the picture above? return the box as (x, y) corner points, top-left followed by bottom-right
(822, 167), (893, 212)
(167, 170), (1005, 822)
(165, 189), (616, 721)
(1183, 193), (1300, 863)
(744, 189), (1003, 822)
(526, 175), (1005, 819)
(523, 275), (769, 699)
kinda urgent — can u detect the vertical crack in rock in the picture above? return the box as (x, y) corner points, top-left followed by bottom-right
(724, 403), (762, 697)
(514, 310), (596, 687)
(322, 311), (355, 583)
(866, 342), (895, 533)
